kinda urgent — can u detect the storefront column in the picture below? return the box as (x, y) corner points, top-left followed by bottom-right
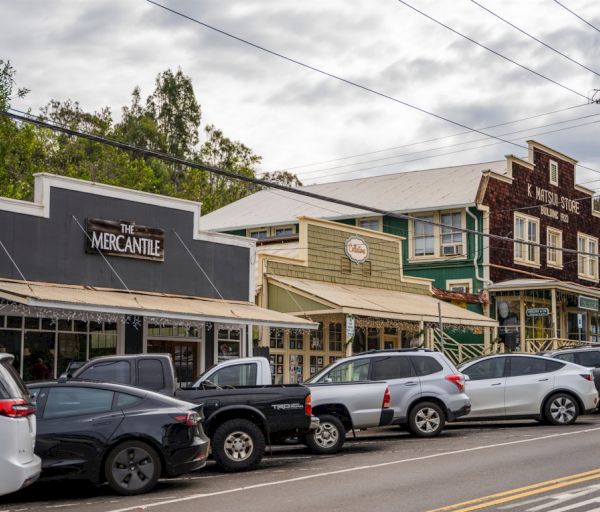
(551, 288), (558, 344)
(519, 292), (526, 352)
(483, 327), (490, 353)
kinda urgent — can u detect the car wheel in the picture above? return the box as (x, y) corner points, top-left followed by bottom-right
(105, 440), (161, 496)
(212, 418), (265, 472)
(408, 402), (446, 437)
(544, 393), (579, 425)
(305, 414), (345, 454)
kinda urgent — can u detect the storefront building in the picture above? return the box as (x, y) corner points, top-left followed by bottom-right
(255, 218), (496, 383)
(0, 173), (314, 382)
(479, 140), (600, 352)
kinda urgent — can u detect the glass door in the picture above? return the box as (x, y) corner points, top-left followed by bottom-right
(147, 340), (199, 387)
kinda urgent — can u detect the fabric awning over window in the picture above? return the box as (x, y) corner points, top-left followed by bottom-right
(0, 278), (317, 330)
(268, 275), (498, 327)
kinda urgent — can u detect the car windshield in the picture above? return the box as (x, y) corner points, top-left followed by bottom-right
(191, 364), (218, 387)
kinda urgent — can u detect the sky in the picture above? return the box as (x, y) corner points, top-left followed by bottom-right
(2, 0), (600, 188)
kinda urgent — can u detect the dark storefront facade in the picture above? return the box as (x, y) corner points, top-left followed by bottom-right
(480, 140), (600, 352)
(0, 173), (313, 382)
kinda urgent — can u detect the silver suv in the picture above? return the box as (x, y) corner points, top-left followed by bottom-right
(308, 349), (471, 437)
(0, 354), (41, 496)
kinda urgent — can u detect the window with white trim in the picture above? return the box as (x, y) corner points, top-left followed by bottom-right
(247, 225), (296, 239)
(514, 213), (539, 265)
(414, 215), (435, 256)
(549, 160), (559, 186)
(357, 217), (381, 231)
(578, 233), (599, 281)
(546, 228), (562, 268)
(440, 212), (463, 256)
(592, 197), (600, 216)
(446, 280), (471, 293)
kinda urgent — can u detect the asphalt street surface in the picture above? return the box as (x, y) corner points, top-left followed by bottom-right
(4, 416), (600, 512)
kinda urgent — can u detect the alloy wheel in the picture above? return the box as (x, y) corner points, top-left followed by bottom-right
(549, 396), (576, 424)
(313, 421), (339, 449)
(415, 407), (441, 433)
(110, 446), (156, 492)
(224, 431), (254, 461)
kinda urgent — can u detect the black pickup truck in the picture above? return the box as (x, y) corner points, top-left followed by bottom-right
(69, 354), (318, 472)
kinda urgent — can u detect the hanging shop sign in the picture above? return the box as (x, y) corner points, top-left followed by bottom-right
(526, 307), (550, 317)
(346, 314), (355, 341)
(86, 218), (165, 262)
(345, 235), (369, 263)
(578, 295), (599, 311)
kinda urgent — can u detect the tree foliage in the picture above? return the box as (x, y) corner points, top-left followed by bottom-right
(0, 63), (301, 213)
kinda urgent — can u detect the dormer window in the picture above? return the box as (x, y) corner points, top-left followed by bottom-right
(549, 160), (559, 186)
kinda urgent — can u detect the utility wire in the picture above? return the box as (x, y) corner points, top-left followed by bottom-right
(5, 109), (600, 259)
(296, 112), (600, 179)
(552, 0), (600, 35)
(306, 118), (600, 182)
(144, 0), (581, 156)
(396, 0), (589, 100)
(469, 0), (600, 78)
(269, 103), (589, 174)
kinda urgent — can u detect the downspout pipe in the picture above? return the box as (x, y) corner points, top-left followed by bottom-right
(466, 207), (492, 289)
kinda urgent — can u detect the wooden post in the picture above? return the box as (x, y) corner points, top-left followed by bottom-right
(551, 288), (558, 343)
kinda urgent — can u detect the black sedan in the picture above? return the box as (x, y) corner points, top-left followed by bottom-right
(27, 380), (209, 495)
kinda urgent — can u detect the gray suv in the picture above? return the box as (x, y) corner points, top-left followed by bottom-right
(541, 347), (600, 393)
(308, 349), (471, 437)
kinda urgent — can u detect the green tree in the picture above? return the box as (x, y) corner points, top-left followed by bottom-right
(262, 170), (303, 188)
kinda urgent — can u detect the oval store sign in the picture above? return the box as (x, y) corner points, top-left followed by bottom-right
(345, 235), (369, 263)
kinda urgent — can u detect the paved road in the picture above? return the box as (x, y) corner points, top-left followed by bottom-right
(3, 417), (600, 512)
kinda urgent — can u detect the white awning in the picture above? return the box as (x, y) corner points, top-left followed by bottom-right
(268, 275), (498, 327)
(0, 278), (317, 330)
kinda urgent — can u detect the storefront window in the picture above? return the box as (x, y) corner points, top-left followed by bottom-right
(367, 328), (380, 350)
(89, 322), (118, 358)
(218, 328), (241, 362)
(288, 354), (304, 384)
(309, 355), (324, 376)
(0, 330), (21, 371)
(310, 323), (323, 351)
(497, 299), (520, 351)
(269, 328), (284, 349)
(567, 312), (588, 341)
(147, 324), (199, 338)
(57, 333), (86, 376)
(289, 330), (304, 350)
(270, 354), (284, 384)
(329, 323), (342, 352)
(23, 331), (55, 381)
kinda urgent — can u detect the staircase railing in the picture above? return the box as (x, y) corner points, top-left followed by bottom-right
(432, 329), (491, 366)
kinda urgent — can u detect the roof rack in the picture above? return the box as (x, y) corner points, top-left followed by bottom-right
(353, 348), (433, 356)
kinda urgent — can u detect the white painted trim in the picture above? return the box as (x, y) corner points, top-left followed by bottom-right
(546, 226), (563, 269)
(445, 278), (473, 293)
(549, 160), (559, 187)
(0, 173), (255, 251)
(514, 212), (540, 266)
(527, 140), (578, 165)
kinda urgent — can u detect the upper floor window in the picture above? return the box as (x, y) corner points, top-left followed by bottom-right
(440, 212), (463, 256)
(549, 160), (559, 186)
(357, 217), (381, 231)
(414, 215), (435, 257)
(411, 211), (466, 260)
(514, 213), (539, 266)
(578, 233), (599, 281)
(248, 225), (296, 240)
(446, 279), (472, 293)
(546, 228), (562, 268)
(592, 197), (600, 216)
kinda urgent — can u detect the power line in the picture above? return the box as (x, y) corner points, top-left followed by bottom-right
(267, 103), (589, 174)
(552, 0), (600, 35)
(395, 0), (589, 100)
(4, 108), (600, 259)
(305, 117), (600, 182)
(144, 0), (576, 160)
(296, 112), (600, 179)
(469, 0), (600, 78)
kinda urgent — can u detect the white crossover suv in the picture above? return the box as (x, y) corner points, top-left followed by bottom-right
(458, 353), (599, 424)
(0, 353), (41, 496)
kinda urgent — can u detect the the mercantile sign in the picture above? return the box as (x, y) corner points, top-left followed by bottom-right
(86, 218), (165, 261)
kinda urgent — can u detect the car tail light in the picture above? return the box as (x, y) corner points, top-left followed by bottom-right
(0, 398), (36, 418)
(580, 373), (594, 381)
(305, 393), (312, 416)
(382, 386), (391, 409)
(446, 374), (465, 392)
(174, 412), (200, 426)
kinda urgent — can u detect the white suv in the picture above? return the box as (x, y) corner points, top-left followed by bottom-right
(0, 354), (41, 496)
(307, 349), (471, 437)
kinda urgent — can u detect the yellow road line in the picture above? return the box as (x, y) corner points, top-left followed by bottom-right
(427, 468), (600, 512)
